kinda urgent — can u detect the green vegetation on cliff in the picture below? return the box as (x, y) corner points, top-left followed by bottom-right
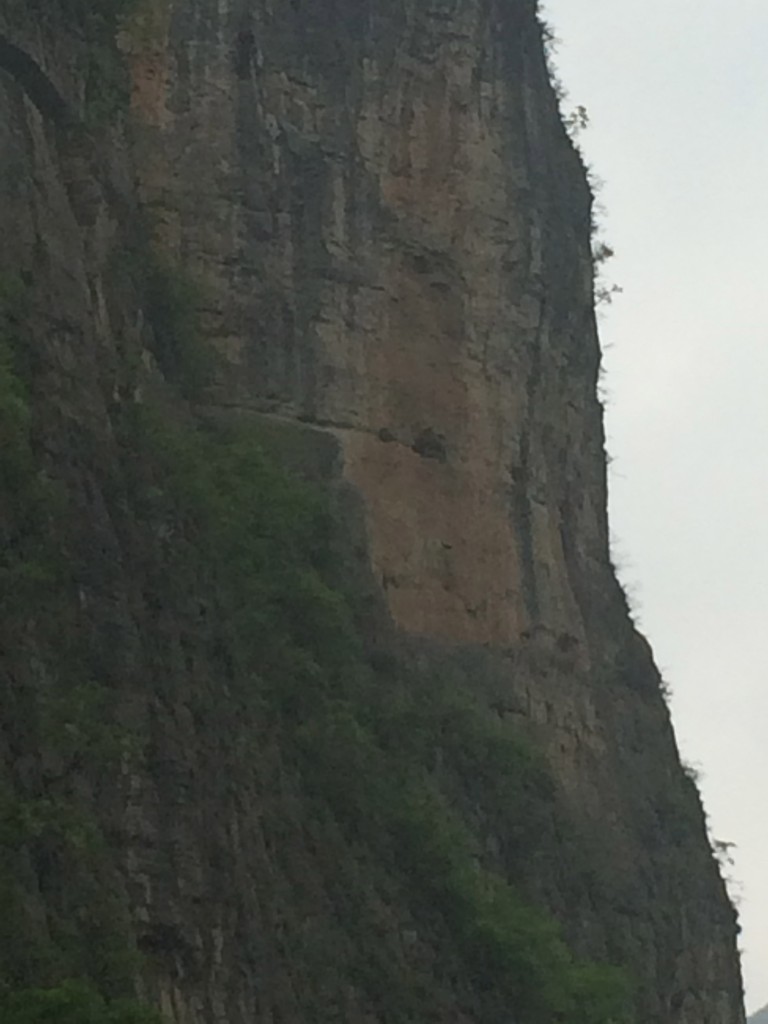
(0, 273), (60, 607)
(0, 245), (635, 1020)
(136, 410), (634, 1023)
(0, 981), (161, 1024)
(109, 400), (630, 1022)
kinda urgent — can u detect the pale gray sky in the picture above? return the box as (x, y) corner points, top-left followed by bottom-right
(544, 0), (767, 1013)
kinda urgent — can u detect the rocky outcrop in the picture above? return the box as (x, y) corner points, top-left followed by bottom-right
(0, 1), (744, 1023)
(124, 0), (604, 651)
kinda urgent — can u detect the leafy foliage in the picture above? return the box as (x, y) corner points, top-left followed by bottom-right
(0, 274), (32, 485)
(141, 260), (216, 397)
(52, 0), (139, 122)
(0, 275), (63, 609)
(0, 981), (161, 1024)
(294, 689), (631, 1024)
(0, 259), (634, 1022)
(129, 406), (634, 1024)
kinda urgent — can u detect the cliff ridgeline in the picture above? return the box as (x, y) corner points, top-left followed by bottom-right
(0, 1), (744, 1022)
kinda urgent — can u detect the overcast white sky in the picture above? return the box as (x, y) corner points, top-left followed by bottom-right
(544, 0), (767, 1014)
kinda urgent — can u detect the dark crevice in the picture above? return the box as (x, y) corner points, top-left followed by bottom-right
(509, 432), (539, 622)
(509, 298), (547, 623)
(0, 35), (71, 124)
(411, 427), (447, 462)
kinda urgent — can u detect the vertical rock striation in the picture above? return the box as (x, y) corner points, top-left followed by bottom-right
(127, 0), (605, 650)
(0, 1), (744, 1022)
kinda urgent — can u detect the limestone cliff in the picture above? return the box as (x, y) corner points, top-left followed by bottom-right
(0, 1), (744, 1023)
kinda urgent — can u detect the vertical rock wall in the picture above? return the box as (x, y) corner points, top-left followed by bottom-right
(126, 0), (606, 650)
(0, 1), (745, 1022)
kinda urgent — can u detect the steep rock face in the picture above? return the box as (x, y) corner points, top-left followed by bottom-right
(126, 0), (603, 649)
(0, 2), (744, 1023)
